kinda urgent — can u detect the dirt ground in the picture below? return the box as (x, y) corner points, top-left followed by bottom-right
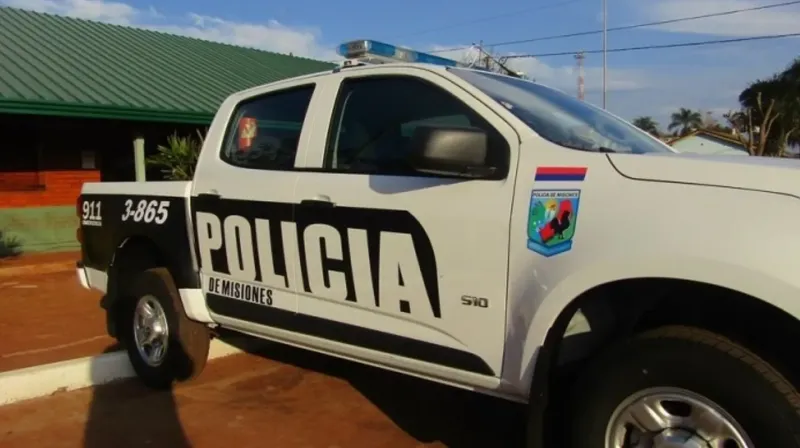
(0, 253), (527, 446)
(0, 253), (117, 372)
(0, 341), (527, 448)
(0, 251), (81, 278)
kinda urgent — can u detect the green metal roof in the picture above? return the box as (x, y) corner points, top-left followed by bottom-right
(0, 7), (335, 124)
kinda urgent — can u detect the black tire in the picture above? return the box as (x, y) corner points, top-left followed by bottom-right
(120, 267), (211, 389)
(565, 325), (800, 447)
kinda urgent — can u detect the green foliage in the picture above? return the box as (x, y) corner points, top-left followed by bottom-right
(632, 116), (660, 136)
(668, 108), (703, 137)
(0, 230), (23, 258)
(146, 130), (205, 180)
(734, 57), (800, 155)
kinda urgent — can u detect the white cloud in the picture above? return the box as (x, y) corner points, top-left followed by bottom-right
(0, 0), (338, 60)
(429, 45), (649, 92)
(2, 0), (138, 24)
(4, 0), (790, 128)
(2, 0), (649, 92)
(154, 14), (339, 61)
(632, 0), (800, 36)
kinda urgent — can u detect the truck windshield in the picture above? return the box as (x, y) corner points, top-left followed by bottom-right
(449, 68), (674, 155)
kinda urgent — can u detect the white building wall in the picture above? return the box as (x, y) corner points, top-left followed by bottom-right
(671, 135), (749, 156)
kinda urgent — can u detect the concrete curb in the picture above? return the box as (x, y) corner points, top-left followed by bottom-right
(0, 337), (259, 406)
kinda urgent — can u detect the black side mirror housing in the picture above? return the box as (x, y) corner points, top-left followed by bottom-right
(408, 126), (494, 178)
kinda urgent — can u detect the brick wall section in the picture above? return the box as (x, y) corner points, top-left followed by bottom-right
(0, 171), (100, 209)
(0, 172), (43, 191)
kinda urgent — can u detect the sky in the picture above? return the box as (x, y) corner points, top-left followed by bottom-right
(2, 0), (799, 131)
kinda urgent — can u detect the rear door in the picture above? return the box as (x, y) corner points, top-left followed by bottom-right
(190, 80), (322, 328)
(290, 66), (519, 382)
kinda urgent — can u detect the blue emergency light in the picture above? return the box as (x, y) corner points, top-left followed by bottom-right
(337, 39), (461, 67)
(335, 39), (525, 79)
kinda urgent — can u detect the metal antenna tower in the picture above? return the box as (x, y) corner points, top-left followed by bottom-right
(575, 51), (585, 100)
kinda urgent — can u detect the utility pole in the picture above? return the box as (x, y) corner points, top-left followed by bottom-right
(481, 42), (492, 70)
(602, 0), (608, 108)
(575, 51), (585, 101)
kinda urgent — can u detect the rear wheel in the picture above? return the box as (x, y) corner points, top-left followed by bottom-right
(564, 325), (800, 448)
(120, 267), (211, 389)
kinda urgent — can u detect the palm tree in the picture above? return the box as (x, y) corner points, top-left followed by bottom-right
(632, 116), (660, 136)
(668, 108), (703, 137)
(146, 129), (205, 180)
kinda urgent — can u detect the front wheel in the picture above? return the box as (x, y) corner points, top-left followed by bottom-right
(565, 325), (800, 448)
(120, 267), (211, 389)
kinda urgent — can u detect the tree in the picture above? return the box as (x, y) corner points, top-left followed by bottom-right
(698, 110), (732, 133)
(632, 116), (660, 136)
(728, 57), (800, 156)
(146, 129), (205, 180)
(774, 57), (800, 152)
(726, 91), (779, 156)
(668, 108), (703, 137)
(731, 61), (800, 156)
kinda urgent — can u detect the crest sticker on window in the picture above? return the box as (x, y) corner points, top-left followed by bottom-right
(238, 117), (258, 151)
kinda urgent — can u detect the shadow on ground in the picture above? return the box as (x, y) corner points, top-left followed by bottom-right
(83, 346), (190, 448)
(220, 330), (528, 448)
(80, 330), (526, 448)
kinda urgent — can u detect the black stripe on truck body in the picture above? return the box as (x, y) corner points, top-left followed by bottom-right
(78, 193), (199, 289)
(206, 292), (495, 375)
(191, 195), (494, 376)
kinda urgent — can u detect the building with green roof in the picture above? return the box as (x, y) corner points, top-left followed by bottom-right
(0, 6), (334, 255)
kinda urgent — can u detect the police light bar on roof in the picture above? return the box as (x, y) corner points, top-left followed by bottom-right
(337, 39), (461, 67)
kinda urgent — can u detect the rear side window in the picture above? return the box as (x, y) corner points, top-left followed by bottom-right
(221, 85), (316, 170)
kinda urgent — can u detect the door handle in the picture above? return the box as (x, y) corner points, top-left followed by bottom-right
(197, 190), (221, 200)
(300, 195), (334, 208)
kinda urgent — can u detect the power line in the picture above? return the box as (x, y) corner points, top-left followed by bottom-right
(502, 32), (800, 59)
(387, 0), (585, 40)
(431, 0), (800, 53)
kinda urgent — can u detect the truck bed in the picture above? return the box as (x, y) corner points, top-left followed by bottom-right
(78, 180), (200, 294)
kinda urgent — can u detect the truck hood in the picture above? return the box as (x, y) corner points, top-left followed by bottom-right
(608, 152), (800, 196)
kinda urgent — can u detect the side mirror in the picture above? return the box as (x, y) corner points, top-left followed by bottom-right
(408, 126), (494, 178)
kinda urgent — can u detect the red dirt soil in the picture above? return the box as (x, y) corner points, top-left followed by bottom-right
(0, 267), (117, 373)
(0, 250), (80, 279)
(0, 346), (526, 447)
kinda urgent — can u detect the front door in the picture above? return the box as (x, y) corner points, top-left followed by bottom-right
(291, 69), (519, 380)
(191, 83), (319, 326)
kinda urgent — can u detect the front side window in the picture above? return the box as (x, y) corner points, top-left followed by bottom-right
(221, 85), (316, 170)
(324, 76), (509, 177)
(449, 68), (674, 154)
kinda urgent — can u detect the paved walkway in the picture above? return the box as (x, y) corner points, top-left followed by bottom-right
(0, 345), (526, 448)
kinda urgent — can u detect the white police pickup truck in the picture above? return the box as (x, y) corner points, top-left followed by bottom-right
(76, 40), (800, 447)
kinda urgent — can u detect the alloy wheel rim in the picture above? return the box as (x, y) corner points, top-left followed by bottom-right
(132, 294), (169, 367)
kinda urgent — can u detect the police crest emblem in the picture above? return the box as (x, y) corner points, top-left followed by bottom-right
(526, 189), (582, 257)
